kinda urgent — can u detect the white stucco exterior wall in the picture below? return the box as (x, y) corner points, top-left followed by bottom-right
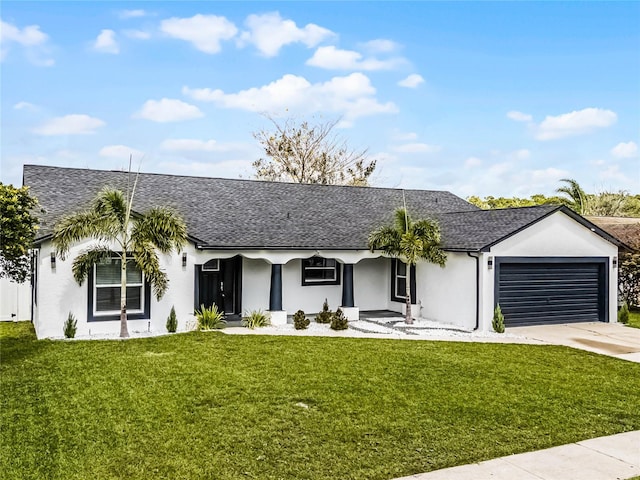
(417, 253), (477, 330)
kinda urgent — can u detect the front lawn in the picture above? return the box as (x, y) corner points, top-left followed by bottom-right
(2, 322), (639, 480)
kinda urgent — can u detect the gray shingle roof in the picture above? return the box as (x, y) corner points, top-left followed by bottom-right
(23, 165), (621, 252)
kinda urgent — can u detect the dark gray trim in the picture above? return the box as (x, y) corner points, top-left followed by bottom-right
(467, 252), (480, 330)
(194, 265), (201, 311)
(494, 256), (609, 325)
(341, 263), (354, 307)
(269, 264), (283, 311)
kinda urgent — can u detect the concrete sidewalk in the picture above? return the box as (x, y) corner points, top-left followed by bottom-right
(394, 430), (640, 480)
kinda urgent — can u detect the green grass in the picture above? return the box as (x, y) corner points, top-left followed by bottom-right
(627, 309), (640, 329)
(2, 322), (639, 480)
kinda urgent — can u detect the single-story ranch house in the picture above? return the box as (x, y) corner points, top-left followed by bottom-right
(23, 165), (625, 338)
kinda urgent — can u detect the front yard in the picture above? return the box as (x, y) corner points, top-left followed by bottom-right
(628, 309), (640, 329)
(1, 322), (639, 480)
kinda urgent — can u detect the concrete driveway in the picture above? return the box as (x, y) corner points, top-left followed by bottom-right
(509, 322), (640, 362)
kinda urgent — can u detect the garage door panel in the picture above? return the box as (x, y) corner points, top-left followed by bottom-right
(496, 259), (606, 326)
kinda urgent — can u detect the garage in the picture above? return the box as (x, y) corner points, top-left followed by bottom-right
(495, 257), (609, 326)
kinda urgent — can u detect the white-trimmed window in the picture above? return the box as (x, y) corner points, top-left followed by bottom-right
(91, 257), (145, 318)
(302, 257), (340, 286)
(394, 260), (407, 300)
(391, 259), (415, 303)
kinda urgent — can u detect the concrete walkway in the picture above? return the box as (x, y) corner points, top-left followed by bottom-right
(509, 322), (640, 363)
(394, 430), (640, 480)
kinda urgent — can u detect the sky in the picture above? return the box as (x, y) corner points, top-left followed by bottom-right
(1, 1), (639, 198)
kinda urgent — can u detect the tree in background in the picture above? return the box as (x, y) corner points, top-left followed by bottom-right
(253, 116), (376, 186)
(555, 178), (589, 214)
(369, 208), (446, 324)
(53, 186), (187, 338)
(467, 194), (564, 210)
(0, 184), (39, 283)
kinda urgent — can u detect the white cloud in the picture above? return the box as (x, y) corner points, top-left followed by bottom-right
(360, 39), (399, 53)
(398, 74), (424, 88)
(160, 14), (237, 54)
(510, 149), (531, 160)
(161, 138), (238, 152)
(535, 107), (617, 140)
(464, 156), (482, 168)
(99, 145), (144, 159)
(506, 110), (532, 122)
(306, 46), (403, 71)
(13, 101), (37, 110)
(1, 19), (53, 65)
(392, 131), (418, 141)
(119, 9), (147, 19)
(392, 143), (440, 153)
(93, 29), (119, 54)
(34, 114), (106, 135)
(239, 12), (334, 57)
(611, 141), (638, 158)
(133, 98), (203, 122)
(123, 29), (151, 40)
(183, 72), (397, 123)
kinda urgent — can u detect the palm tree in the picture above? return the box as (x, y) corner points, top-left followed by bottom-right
(53, 185), (187, 338)
(556, 178), (589, 215)
(368, 208), (446, 324)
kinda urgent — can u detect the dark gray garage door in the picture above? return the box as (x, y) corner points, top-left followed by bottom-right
(495, 258), (608, 326)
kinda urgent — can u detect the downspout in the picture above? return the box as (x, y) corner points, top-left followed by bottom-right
(467, 252), (480, 331)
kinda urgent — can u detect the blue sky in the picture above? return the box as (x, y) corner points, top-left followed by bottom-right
(2, 1), (639, 197)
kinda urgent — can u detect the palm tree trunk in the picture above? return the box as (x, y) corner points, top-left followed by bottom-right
(120, 255), (129, 338)
(405, 268), (413, 325)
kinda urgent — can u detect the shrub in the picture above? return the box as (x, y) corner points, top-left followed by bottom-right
(618, 302), (630, 324)
(330, 308), (349, 331)
(243, 310), (270, 329)
(293, 310), (310, 330)
(166, 306), (178, 333)
(194, 304), (226, 330)
(315, 298), (332, 324)
(63, 312), (77, 339)
(493, 304), (505, 333)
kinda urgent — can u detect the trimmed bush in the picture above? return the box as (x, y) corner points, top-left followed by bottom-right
(293, 310), (310, 330)
(330, 308), (348, 331)
(194, 304), (226, 330)
(63, 312), (77, 339)
(493, 304), (505, 333)
(315, 298), (332, 324)
(166, 306), (178, 333)
(618, 302), (630, 324)
(243, 310), (270, 329)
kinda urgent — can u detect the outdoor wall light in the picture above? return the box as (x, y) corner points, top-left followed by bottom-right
(182, 252), (187, 267)
(613, 256), (617, 268)
(50, 252), (56, 269)
(487, 257), (493, 270)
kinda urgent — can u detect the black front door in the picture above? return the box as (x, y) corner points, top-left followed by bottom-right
(195, 256), (242, 315)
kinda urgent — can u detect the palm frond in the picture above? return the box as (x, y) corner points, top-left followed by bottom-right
(394, 208), (410, 233)
(53, 211), (120, 258)
(71, 247), (112, 284)
(132, 207), (187, 254)
(133, 241), (168, 300)
(368, 226), (402, 256)
(92, 187), (128, 227)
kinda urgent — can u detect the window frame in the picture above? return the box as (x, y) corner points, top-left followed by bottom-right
(390, 258), (416, 304)
(87, 255), (151, 322)
(301, 257), (341, 286)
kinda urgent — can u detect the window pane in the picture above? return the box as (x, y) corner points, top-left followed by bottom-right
(96, 260), (120, 285)
(96, 286), (119, 311)
(96, 286), (142, 311)
(397, 261), (406, 277)
(305, 268), (336, 281)
(96, 258), (142, 285)
(396, 278), (406, 298)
